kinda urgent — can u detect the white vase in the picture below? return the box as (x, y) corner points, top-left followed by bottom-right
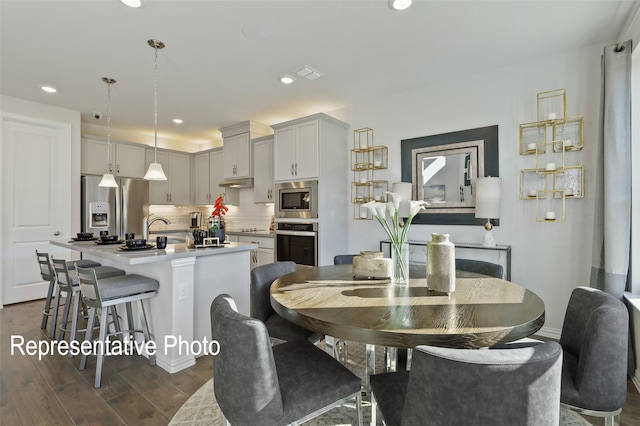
(426, 233), (455, 293)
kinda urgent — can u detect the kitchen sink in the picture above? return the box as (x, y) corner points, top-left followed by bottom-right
(165, 236), (187, 244)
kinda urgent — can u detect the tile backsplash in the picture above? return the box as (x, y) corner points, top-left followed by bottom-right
(150, 188), (274, 231)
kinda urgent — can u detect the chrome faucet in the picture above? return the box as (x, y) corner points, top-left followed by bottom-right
(143, 214), (171, 240)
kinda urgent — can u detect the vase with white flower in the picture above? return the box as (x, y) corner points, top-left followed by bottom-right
(363, 193), (428, 284)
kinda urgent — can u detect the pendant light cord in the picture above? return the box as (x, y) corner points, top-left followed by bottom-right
(107, 81), (112, 171)
(153, 44), (159, 163)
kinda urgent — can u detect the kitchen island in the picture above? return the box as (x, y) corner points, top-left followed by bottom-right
(50, 239), (257, 373)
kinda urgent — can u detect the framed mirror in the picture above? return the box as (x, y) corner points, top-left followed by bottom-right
(401, 125), (499, 226)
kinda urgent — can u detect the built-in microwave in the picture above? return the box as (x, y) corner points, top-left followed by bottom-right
(274, 180), (318, 219)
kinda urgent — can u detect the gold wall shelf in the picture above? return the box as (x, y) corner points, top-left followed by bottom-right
(519, 89), (584, 222)
(351, 128), (388, 220)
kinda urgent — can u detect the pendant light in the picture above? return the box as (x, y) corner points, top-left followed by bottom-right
(98, 77), (119, 187)
(144, 39), (168, 181)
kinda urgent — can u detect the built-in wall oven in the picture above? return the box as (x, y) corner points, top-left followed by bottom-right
(275, 222), (318, 266)
(274, 180), (318, 219)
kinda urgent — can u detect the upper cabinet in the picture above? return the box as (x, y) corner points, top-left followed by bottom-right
(253, 135), (274, 203)
(220, 121), (271, 180)
(81, 137), (146, 178)
(145, 149), (191, 205)
(273, 119), (318, 181)
(194, 149), (239, 206)
(272, 114), (348, 182)
(222, 132), (251, 179)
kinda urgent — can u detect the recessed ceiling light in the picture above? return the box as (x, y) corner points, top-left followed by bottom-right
(172, 118), (183, 124)
(40, 85), (57, 93)
(279, 75), (295, 84)
(389, 0), (412, 11)
(120, 0), (142, 8)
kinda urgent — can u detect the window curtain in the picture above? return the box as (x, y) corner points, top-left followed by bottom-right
(591, 40), (632, 297)
(590, 39), (633, 373)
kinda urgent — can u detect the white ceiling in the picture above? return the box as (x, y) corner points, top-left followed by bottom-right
(1, 0), (636, 147)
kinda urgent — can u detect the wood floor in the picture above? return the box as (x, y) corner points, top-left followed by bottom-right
(2, 299), (640, 425)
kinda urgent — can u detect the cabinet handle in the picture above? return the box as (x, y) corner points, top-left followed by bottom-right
(117, 164), (120, 173)
(291, 163), (294, 176)
(109, 163), (113, 173)
(53, 231), (60, 236)
(294, 163), (298, 176)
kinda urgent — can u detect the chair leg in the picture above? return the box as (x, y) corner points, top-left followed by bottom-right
(125, 302), (135, 341)
(49, 287), (62, 338)
(41, 277), (56, 329)
(605, 413), (620, 426)
(355, 392), (363, 426)
(79, 307), (97, 371)
(139, 299), (156, 366)
(370, 392), (377, 426)
(67, 291), (81, 357)
(110, 306), (122, 340)
(58, 291), (72, 341)
(94, 307), (109, 388)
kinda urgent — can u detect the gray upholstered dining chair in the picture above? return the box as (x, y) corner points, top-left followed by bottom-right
(210, 294), (363, 426)
(558, 286), (628, 425)
(333, 254), (357, 265)
(455, 258), (504, 279)
(250, 261), (323, 343)
(370, 342), (563, 426)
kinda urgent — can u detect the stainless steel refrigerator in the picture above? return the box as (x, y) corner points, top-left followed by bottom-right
(81, 175), (149, 237)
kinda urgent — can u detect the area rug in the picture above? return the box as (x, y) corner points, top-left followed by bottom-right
(169, 341), (592, 426)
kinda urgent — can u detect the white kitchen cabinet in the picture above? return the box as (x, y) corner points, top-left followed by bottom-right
(81, 137), (146, 178)
(273, 119), (319, 181)
(253, 135), (274, 203)
(219, 121), (271, 181)
(146, 149), (191, 205)
(194, 149), (239, 206)
(194, 152), (211, 205)
(238, 235), (274, 269)
(271, 113), (350, 266)
(222, 132), (252, 179)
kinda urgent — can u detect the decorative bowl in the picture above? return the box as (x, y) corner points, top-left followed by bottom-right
(100, 235), (119, 243)
(125, 238), (147, 248)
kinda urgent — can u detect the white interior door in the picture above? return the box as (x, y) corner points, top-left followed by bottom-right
(2, 119), (71, 304)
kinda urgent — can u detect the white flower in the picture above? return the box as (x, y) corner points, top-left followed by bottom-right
(387, 192), (401, 210)
(409, 200), (429, 216)
(362, 200), (378, 216)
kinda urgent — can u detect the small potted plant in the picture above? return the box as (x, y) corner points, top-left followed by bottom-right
(209, 196), (228, 243)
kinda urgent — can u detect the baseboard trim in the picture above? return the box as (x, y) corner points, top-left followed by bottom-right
(632, 371), (640, 393)
(535, 326), (562, 341)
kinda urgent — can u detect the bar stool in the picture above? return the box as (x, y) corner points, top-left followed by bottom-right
(36, 250), (101, 336)
(51, 258), (125, 347)
(76, 267), (159, 388)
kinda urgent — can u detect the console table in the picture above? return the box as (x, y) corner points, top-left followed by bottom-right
(380, 240), (512, 281)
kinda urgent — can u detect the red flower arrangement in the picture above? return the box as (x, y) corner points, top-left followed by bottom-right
(212, 196), (228, 217)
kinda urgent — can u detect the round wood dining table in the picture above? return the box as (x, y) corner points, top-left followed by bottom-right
(270, 264), (545, 349)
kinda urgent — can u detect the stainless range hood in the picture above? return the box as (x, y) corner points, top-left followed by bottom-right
(219, 177), (254, 188)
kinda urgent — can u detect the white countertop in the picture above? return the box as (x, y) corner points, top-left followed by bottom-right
(51, 239), (258, 265)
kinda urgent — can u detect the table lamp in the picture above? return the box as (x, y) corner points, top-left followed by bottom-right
(474, 177), (501, 247)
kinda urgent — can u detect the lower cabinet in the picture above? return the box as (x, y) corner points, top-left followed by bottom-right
(237, 235), (274, 270)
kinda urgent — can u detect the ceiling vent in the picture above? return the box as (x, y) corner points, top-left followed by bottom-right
(296, 65), (324, 81)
